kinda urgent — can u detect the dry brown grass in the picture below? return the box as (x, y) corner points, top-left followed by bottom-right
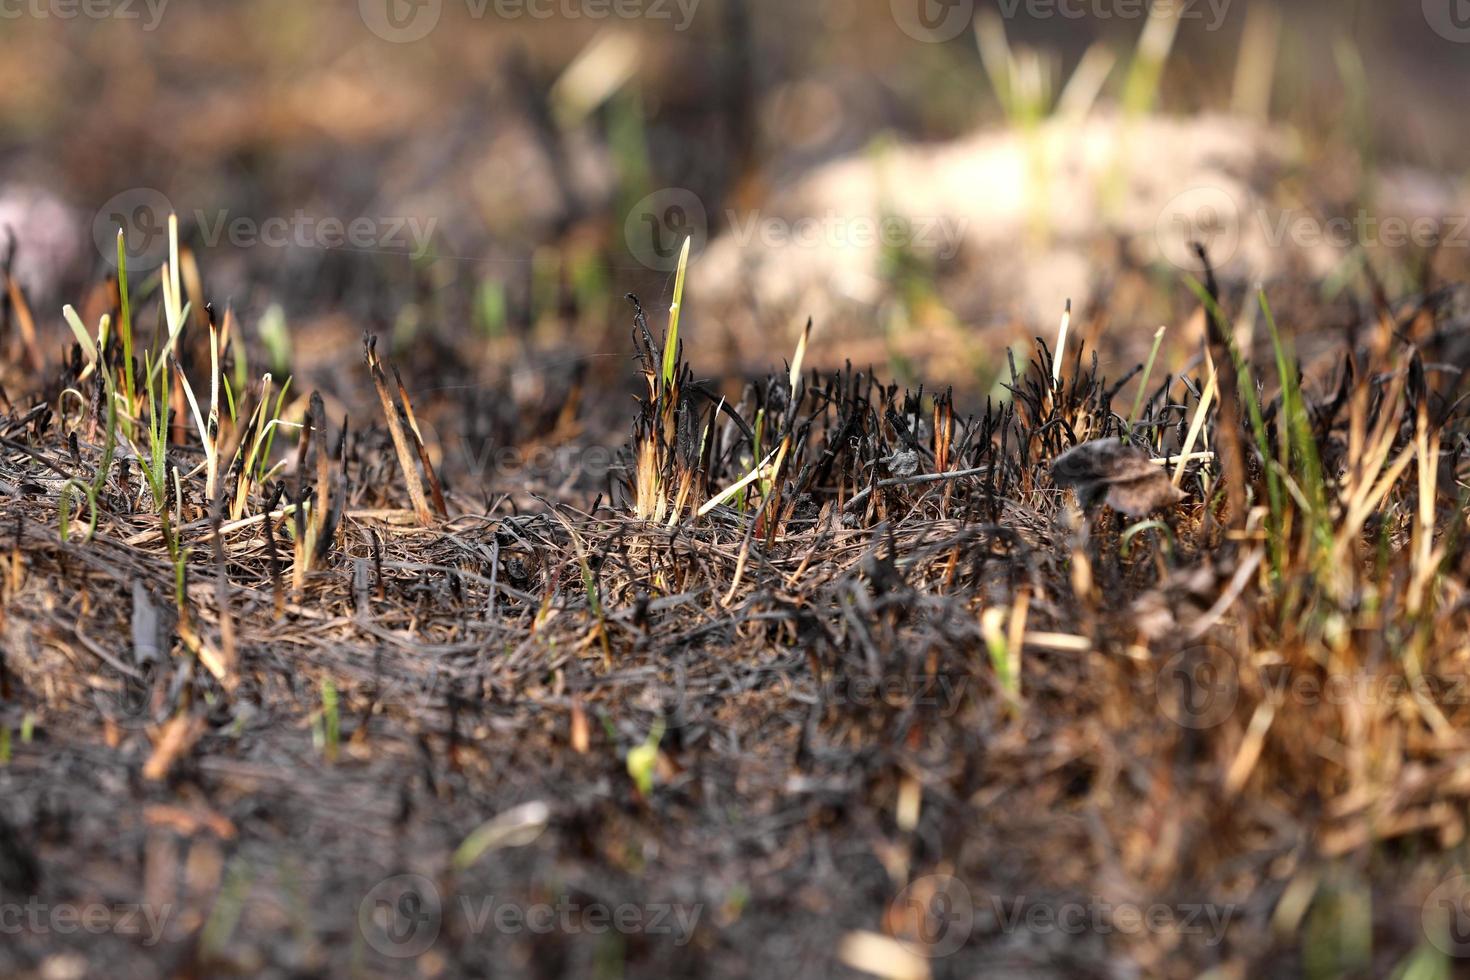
(0, 236), (1468, 979)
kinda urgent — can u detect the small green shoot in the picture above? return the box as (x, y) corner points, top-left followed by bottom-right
(1127, 326), (1167, 433)
(661, 237), (691, 391)
(626, 717), (665, 797)
(320, 678), (339, 763)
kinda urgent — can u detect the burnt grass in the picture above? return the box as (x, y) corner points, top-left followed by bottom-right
(1, 264), (1469, 979)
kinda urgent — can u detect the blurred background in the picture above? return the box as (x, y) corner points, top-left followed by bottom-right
(2, 0), (1469, 463)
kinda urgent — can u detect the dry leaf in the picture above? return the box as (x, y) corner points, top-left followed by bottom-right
(1050, 438), (1183, 516)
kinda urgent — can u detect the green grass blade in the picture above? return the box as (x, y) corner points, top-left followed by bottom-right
(661, 237), (691, 391)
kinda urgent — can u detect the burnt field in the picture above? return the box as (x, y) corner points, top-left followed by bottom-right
(3, 2), (1470, 979)
(1, 235), (1468, 978)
